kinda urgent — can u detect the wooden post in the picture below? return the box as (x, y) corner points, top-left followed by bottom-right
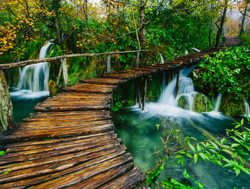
(142, 76), (148, 110)
(107, 54), (111, 74)
(136, 78), (142, 109)
(162, 71), (166, 90)
(175, 70), (180, 95)
(61, 58), (68, 86)
(136, 51), (140, 68)
(57, 58), (68, 86)
(0, 70), (16, 134)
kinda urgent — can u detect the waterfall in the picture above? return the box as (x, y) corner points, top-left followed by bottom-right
(159, 53), (165, 64)
(214, 94), (223, 112)
(133, 66), (226, 119)
(17, 42), (52, 92)
(158, 77), (177, 106)
(177, 77), (195, 94)
(244, 99), (250, 115)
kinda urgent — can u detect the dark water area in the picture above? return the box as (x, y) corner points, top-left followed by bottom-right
(113, 109), (250, 189)
(112, 67), (250, 188)
(10, 88), (48, 123)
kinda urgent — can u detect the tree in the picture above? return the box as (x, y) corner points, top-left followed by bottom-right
(0, 71), (16, 134)
(239, 0), (250, 35)
(215, 0), (230, 48)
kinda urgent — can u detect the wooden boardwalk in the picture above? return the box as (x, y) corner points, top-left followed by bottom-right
(0, 50), (218, 188)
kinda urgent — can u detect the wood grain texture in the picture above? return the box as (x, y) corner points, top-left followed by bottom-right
(0, 50), (218, 188)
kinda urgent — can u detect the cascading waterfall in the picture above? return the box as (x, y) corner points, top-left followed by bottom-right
(11, 42), (52, 99)
(17, 42), (52, 92)
(159, 53), (165, 64)
(214, 94), (223, 112)
(244, 99), (250, 115)
(133, 66), (228, 120)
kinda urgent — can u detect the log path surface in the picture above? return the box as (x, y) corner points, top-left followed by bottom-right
(0, 49), (219, 188)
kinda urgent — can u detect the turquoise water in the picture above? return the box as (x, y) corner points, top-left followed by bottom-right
(113, 109), (250, 189)
(10, 89), (48, 123)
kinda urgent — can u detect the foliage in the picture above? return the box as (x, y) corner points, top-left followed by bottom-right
(240, 31), (250, 46)
(146, 117), (250, 188)
(194, 46), (250, 98)
(146, 162), (164, 186)
(193, 46), (250, 116)
(176, 117), (250, 176)
(0, 150), (5, 156)
(0, 0), (230, 67)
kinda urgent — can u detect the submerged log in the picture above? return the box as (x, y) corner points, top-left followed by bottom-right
(0, 71), (16, 134)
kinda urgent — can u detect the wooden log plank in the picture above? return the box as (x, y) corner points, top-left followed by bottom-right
(102, 72), (144, 79)
(67, 163), (134, 189)
(31, 153), (132, 189)
(0, 142), (123, 175)
(20, 120), (112, 129)
(0, 146), (127, 188)
(17, 121), (114, 131)
(4, 131), (114, 149)
(65, 84), (115, 94)
(33, 110), (110, 118)
(6, 132), (116, 153)
(24, 115), (112, 123)
(99, 167), (144, 189)
(35, 104), (110, 112)
(134, 67), (159, 73)
(80, 78), (127, 85)
(2, 135), (119, 159)
(12, 123), (114, 136)
(38, 100), (109, 107)
(0, 138), (121, 166)
(0, 124), (114, 143)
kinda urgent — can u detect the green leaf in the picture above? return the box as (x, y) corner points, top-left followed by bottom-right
(183, 169), (190, 179)
(209, 141), (220, 151)
(188, 142), (196, 152)
(194, 153), (198, 164)
(0, 151), (5, 156)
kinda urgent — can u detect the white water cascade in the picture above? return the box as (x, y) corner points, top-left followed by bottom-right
(244, 99), (250, 115)
(159, 53), (165, 64)
(132, 67), (228, 121)
(18, 42), (52, 91)
(214, 94), (223, 112)
(11, 42), (52, 99)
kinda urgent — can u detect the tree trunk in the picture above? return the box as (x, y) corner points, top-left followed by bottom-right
(215, 0), (229, 48)
(83, 0), (88, 20)
(240, 2), (248, 35)
(0, 71), (16, 134)
(208, 20), (213, 48)
(139, 0), (146, 49)
(132, 8), (141, 67)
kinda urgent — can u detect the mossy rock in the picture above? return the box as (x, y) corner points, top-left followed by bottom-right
(193, 93), (213, 112)
(177, 92), (213, 112)
(177, 94), (193, 110)
(220, 96), (245, 117)
(48, 80), (58, 96)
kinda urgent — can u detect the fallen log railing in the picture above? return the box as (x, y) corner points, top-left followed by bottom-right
(0, 49), (149, 134)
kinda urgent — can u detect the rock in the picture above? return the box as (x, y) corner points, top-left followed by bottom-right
(48, 80), (58, 96)
(193, 93), (213, 112)
(177, 93), (194, 110)
(177, 92), (213, 112)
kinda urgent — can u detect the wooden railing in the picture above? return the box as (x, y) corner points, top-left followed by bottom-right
(0, 50), (149, 134)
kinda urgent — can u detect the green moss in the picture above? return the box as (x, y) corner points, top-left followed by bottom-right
(48, 80), (58, 97)
(220, 96), (245, 117)
(178, 93), (213, 112)
(193, 93), (213, 112)
(178, 94), (192, 110)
